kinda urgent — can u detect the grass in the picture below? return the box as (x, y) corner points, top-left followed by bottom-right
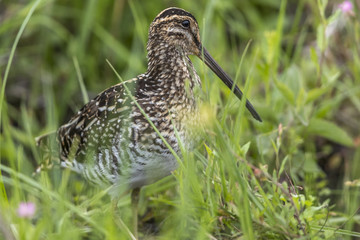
(1, 0), (360, 239)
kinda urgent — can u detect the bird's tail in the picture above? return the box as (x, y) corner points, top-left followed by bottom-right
(34, 130), (60, 175)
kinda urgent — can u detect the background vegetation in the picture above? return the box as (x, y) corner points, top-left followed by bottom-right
(1, 0), (360, 239)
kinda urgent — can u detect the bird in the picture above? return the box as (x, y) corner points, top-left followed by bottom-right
(57, 7), (262, 237)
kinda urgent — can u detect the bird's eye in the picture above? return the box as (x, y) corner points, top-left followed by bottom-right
(181, 20), (190, 28)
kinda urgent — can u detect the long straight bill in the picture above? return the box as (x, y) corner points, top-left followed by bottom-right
(201, 47), (262, 122)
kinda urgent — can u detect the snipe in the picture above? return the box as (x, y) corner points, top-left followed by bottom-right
(57, 6), (261, 237)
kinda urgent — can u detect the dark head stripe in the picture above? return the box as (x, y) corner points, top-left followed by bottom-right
(154, 7), (197, 23)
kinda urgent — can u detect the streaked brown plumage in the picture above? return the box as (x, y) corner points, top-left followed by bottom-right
(57, 7), (262, 196)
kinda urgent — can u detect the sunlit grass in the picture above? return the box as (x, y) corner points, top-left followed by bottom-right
(1, 0), (359, 239)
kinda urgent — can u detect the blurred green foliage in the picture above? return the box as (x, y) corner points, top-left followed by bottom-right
(1, 0), (360, 239)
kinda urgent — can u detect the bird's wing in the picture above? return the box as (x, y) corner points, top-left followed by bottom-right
(57, 79), (138, 163)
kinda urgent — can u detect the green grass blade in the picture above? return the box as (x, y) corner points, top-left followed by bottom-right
(0, 0), (43, 208)
(73, 56), (89, 104)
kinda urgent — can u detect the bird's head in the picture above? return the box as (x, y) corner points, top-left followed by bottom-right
(148, 7), (262, 122)
(149, 7), (201, 56)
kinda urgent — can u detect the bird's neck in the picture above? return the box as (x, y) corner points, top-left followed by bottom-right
(145, 42), (200, 91)
(142, 41), (201, 136)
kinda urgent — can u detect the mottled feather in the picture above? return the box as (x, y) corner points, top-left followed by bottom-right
(57, 7), (261, 194)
